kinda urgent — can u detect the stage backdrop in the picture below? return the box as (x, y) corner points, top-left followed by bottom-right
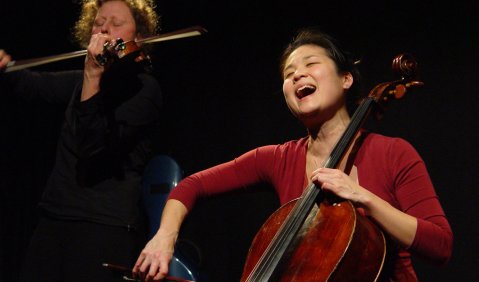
(1, 1), (477, 281)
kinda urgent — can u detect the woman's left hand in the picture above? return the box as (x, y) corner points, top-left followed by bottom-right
(311, 167), (367, 205)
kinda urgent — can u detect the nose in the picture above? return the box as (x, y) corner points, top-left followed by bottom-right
(292, 68), (307, 83)
(100, 21), (111, 34)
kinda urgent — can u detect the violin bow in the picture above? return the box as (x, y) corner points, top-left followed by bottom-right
(102, 263), (195, 282)
(4, 25), (207, 73)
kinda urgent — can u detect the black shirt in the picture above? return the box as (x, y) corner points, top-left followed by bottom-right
(2, 63), (163, 228)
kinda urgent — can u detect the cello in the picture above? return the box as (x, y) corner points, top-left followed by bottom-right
(241, 54), (423, 281)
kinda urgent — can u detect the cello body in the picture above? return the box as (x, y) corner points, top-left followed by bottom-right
(241, 199), (386, 281)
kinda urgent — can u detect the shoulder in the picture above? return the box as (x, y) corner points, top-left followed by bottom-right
(138, 72), (160, 86)
(135, 72), (163, 104)
(357, 133), (428, 186)
(256, 136), (308, 153)
(363, 132), (415, 151)
(251, 137), (308, 161)
(137, 72), (162, 93)
(360, 132), (422, 163)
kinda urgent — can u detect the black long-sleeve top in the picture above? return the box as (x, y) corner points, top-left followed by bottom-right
(1, 62), (163, 228)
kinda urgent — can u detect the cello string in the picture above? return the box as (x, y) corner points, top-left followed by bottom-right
(247, 183), (319, 281)
(246, 98), (375, 281)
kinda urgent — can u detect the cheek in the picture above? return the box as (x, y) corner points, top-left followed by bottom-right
(282, 86), (297, 113)
(110, 25), (137, 41)
(127, 24), (138, 37)
(91, 26), (100, 35)
(282, 81), (295, 98)
(125, 28), (138, 41)
(282, 84), (288, 97)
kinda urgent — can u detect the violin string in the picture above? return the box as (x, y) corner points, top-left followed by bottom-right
(5, 26), (206, 73)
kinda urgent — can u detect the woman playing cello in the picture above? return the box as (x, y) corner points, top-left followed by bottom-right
(133, 27), (453, 281)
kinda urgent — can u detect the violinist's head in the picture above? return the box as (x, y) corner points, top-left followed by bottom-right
(280, 27), (361, 123)
(74, 0), (159, 48)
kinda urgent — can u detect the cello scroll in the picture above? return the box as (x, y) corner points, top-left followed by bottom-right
(368, 53), (424, 117)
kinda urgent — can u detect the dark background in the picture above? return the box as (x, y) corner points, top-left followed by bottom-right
(1, 0), (478, 281)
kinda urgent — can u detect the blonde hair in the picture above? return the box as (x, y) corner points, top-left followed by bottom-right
(73, 0), (160, 48)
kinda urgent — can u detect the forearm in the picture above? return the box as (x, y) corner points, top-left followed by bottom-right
(312, 167), (419, 248)
(1, 69), (81, 103)
(360, 189), (417, 248)
(133, 199), (188, 278)
(80, 72), (100, 101)
(154, 199), (188, 239)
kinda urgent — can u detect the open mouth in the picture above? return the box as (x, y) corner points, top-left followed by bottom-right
(296, 84), (316, 99)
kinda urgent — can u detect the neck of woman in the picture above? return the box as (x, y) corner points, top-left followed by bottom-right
(306, 109), (351, 161)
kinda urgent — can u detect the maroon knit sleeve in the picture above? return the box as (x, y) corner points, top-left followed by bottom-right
(168, 145), (278, 211)
(391, 138), (453, 265)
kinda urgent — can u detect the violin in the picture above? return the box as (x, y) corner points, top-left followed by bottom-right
(4, 26), (207, 73)
(241, 54), (423, 281)
(93, 38), (145, 67)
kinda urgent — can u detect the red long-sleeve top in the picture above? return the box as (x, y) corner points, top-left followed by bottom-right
(169, 133), (453, 281)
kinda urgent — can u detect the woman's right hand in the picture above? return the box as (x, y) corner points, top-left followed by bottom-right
(133, 228), (178, 281)
(81, 33), (116, 101)
(133, 199), (188, 281)
(84, 33), (115, 78)
(0, 49), (12, 70)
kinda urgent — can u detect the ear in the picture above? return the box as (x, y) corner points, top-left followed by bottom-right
(342, 72), (353, 90)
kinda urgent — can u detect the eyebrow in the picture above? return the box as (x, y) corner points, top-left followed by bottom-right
(283, 55), (319, 72)
(96, 15), (124, 21)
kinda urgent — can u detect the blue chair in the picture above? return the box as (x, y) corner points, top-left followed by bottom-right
(142, 155), (203, 281)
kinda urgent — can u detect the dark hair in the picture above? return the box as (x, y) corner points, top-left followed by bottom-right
(280, 27), (361, 114)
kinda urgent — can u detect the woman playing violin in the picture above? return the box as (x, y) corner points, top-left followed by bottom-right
(133, 27), (453, 281)
(0, 0), (161, 281)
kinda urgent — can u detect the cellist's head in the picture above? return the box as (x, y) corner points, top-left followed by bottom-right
(73, 0), (159, 48)
(280, 27), (361, 116)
